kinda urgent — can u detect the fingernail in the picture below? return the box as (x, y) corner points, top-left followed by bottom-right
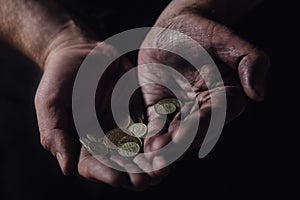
(55, 152), (66, 174)
(56, 152), (63, 162)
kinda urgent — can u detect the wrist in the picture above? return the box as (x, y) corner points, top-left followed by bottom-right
(0, 0), (98, 70)
(42, 19), (98, 70)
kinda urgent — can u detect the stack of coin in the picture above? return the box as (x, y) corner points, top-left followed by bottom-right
(103, 128), (142, 149)
(103, 125), (145, 157)
(100, 110), (147, 157)
(118, 142), (141, 157)
(79, 98), (180, 158)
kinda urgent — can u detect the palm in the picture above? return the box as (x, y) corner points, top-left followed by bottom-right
(137, 14), (250, 176)
(35, 42), (151, 190)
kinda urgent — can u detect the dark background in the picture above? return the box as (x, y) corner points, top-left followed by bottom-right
(0, 0), (298, 199)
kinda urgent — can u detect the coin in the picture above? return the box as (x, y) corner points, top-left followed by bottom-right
(118, 114), (131, 129)
(155, 102), (176, 115)
(117, 135), (143, 148)
(160, 98), (181, 108)
(117, 142), (140, 157)
(103, 128), (125, 149)
(154, 98), (180, 115)
(128, 123), (147, 138)
(103, 128), (137, 149)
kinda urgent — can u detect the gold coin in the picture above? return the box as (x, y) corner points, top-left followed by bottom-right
(128, 123), (147, 138)
(117, 135), (143, 148)
(154, 98), (181, 115)
(117, 142), (140, 157)
(159, 98), (181, 108)
(103, 128), (133, 149)
(155, 102), (176, 115)
(118, 114), (131, 129)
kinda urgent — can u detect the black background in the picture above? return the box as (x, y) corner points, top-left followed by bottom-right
(0, 0), (298, 199)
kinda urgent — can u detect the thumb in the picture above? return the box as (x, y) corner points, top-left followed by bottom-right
(35, 94), (78, 175)
(211, 23), (270, 101)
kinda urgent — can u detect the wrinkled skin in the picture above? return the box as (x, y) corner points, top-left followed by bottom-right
(34, 13), (270, 191)
(136, 13), (270, 178)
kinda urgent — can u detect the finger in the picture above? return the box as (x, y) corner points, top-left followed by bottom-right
(35, 96), (78, 175)
(176, 87), (247, 150)
(143, 125), (172, 177)
(130, 104), (172, 178)
(146, 135), (172, 178)
(211, 23), (270, 101)
(133, 154), (163, 186)
(110, 154), (151, 191)
(151, 156), (171, 177)
(238, 50), (270, 101)
(78, 148), (129, 187)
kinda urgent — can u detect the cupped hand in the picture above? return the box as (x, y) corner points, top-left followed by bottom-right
(136, 13), (270, 178)
(34, 28), (153, 191)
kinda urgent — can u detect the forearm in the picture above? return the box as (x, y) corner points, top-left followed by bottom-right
(157, 0), (264, 25)
(0, 0), (86, 68)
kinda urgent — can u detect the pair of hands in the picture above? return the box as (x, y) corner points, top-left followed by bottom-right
(34, 9), (269, 191)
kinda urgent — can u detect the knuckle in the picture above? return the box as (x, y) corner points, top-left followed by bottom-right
(131, 176), (149, 190)
(78, 163), (91, 179)
(251, 49), (271, 68)
(77, 159), (125, 187)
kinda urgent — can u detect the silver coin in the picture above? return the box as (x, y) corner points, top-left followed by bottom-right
(160, 98), (181, 108)
(117, 142), (140, 157)
(118, 114), (131, 129)
(117, 135), (143, 148)
(128, 123), (148, 138)
(155, 102), (177, 115)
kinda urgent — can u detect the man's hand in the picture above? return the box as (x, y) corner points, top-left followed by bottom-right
(34, 24), (154, 190)
(137, 4), (270, 179)
(0, 0), (155, 190)
(1, 0), (270, 190)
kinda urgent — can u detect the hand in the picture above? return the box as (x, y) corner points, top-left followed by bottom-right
(137, 12), (270, 178)
(34, 26), (153, 191)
